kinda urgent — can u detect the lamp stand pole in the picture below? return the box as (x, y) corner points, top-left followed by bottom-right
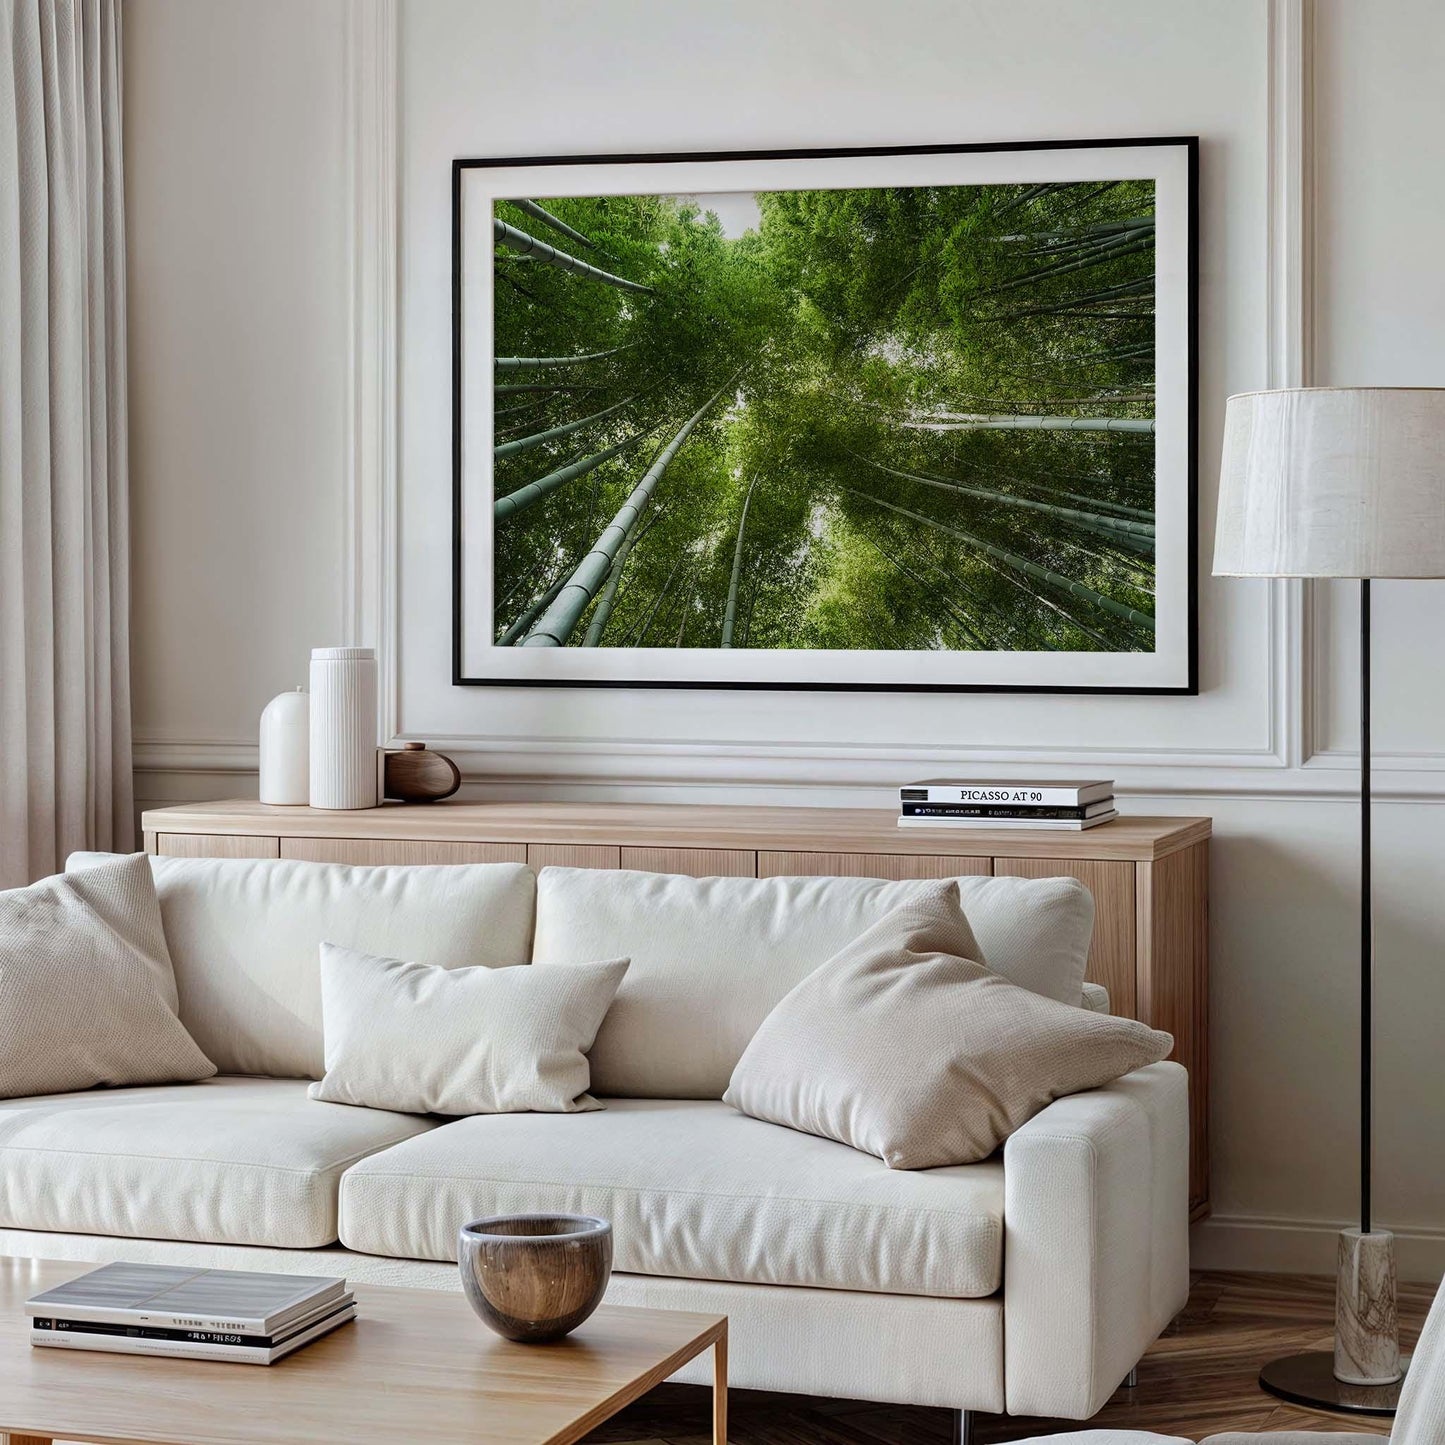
(1259, 578), (1405, 1416)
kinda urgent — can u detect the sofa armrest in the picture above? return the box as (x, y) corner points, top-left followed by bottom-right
(1003, 1060), (1191, 1419)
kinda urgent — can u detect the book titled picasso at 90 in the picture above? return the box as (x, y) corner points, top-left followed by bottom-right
(900, 779), (1115, 807)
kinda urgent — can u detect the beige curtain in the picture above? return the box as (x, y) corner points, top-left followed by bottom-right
(1, 0), (132, 888)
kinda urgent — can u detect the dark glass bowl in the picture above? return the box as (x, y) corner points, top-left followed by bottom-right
(458, 1214), (613, 1343)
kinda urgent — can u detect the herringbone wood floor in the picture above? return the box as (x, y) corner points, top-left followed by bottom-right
(584, 1271), (1435, 1444)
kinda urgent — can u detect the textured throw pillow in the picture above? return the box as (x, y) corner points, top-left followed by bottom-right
(0, 854), (216, 1099)
(308, 943), (628, 1115)
(724, 881), (1172, 1169)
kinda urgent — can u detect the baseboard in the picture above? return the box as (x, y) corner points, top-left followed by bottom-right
(1192, 1213), (1445, 1281)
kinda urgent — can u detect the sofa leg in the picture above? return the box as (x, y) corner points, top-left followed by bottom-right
(950, 1409), (973, 1445)
(1124, 1366), (1139, 1389)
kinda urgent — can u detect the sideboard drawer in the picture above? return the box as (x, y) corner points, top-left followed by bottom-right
(757, 851), (990, 880)
(619, 847), (756, 877)
(527, 843), (621, 870)
(279, 838), (527, 866)
(155, 832), (279, 859)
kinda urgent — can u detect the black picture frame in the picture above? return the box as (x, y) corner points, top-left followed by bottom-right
(453, 136), (1198, 695)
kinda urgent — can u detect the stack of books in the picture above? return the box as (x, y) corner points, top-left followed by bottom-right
(898, 778), (1118, 831)
(28, 1262), (355, 1365)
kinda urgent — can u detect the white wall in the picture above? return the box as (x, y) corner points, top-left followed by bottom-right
(126, 0), (1445, 1276)
(125, 0), (350, 799)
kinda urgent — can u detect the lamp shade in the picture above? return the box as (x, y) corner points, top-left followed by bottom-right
(1214, 388), (1445, 578)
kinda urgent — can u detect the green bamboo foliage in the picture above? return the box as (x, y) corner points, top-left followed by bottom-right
(489, 179), (1162, 654)
(493, 218), (654, 295)
(521, 378), (737, 647)
(853, 456), (1154, 551)
(840, 486), (1155, 632)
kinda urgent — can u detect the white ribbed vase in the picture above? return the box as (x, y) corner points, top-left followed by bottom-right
(308, 647), (378, 810)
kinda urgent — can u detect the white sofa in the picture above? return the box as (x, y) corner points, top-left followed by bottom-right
(0, 854), (1190, 1426)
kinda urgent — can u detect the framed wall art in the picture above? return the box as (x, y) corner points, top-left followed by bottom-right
(454, 137), (1197, 693)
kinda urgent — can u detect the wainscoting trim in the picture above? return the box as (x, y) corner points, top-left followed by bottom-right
(131, 734), (1445, 803)
(1193, 1212), (1445, 1283)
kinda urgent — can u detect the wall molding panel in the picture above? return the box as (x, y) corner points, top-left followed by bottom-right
(343, 0), (400, 743)
(1265, 0), (1314, 772)
(134, 0), (1445, 807)
(140, 0), (1384, 805)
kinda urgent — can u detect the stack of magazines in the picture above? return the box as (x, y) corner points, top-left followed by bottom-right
(28, 1262), (355, 1365)
(899, 778), (1118, 831)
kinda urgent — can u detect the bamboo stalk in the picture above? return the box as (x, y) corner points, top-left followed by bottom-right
(1012, 225), (1154, 259)
(944, 454), (1156, 522)
(857, 530), (991, 650)
(494, 218), (654, 294)
(897, 412), (1155, 435)
(494, 390), (645, 460)
(507, 199), (596, 250)
(495, 345), (632, 371)
(852, 454), (1155, 548)
(912, 543), (1024, 647)
(839, 485), (1154, 632)
(984, 235), (1156, 294)
(992, 276), (1155, 319)
(494, 382), (604, 394)
(998, 216), (1154, 244)
(629, 550), (687, 646)
(522, 375), (739, 646)
(721, 474), (759, 647)
(582, 506), (666, 646)
(494, 429), (654, 523)
(495, 572), (569, 646)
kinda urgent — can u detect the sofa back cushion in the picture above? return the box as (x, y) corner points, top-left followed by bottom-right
(531, 867), (1094, 1099)
(68, 854), (536, 1079)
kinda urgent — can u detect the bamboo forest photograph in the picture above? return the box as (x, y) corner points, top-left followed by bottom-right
(456, 142), (1196, 691)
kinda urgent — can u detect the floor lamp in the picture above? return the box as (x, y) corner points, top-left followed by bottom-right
(1214, 387), (1445, 1415)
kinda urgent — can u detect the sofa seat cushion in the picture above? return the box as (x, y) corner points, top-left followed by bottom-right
(338, 1098), (1003, 1298)
(0, 1076), (436, 1248)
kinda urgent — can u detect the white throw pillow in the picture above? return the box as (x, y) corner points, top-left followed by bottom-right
(67, 853), (537, 1079)
(308, 943), (628, 1116)
(532, 867), (1095, 1098)
(0, 855), (216, 1099)
(724, 881), (1172, 1169)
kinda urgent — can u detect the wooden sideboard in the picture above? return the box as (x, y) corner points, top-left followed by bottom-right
(142, 799), (1211, 1218)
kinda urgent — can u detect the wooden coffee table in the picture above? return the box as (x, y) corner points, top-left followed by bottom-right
(0, 1257), (727, 1445)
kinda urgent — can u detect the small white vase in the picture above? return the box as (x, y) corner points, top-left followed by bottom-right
(258, 688), (310, 805)
(309, 647), (378, 810)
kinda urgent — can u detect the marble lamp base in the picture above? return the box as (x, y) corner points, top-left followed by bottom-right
(1336, 1229), (1403, 1386)
(1259, 1228), (1405, 1416)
